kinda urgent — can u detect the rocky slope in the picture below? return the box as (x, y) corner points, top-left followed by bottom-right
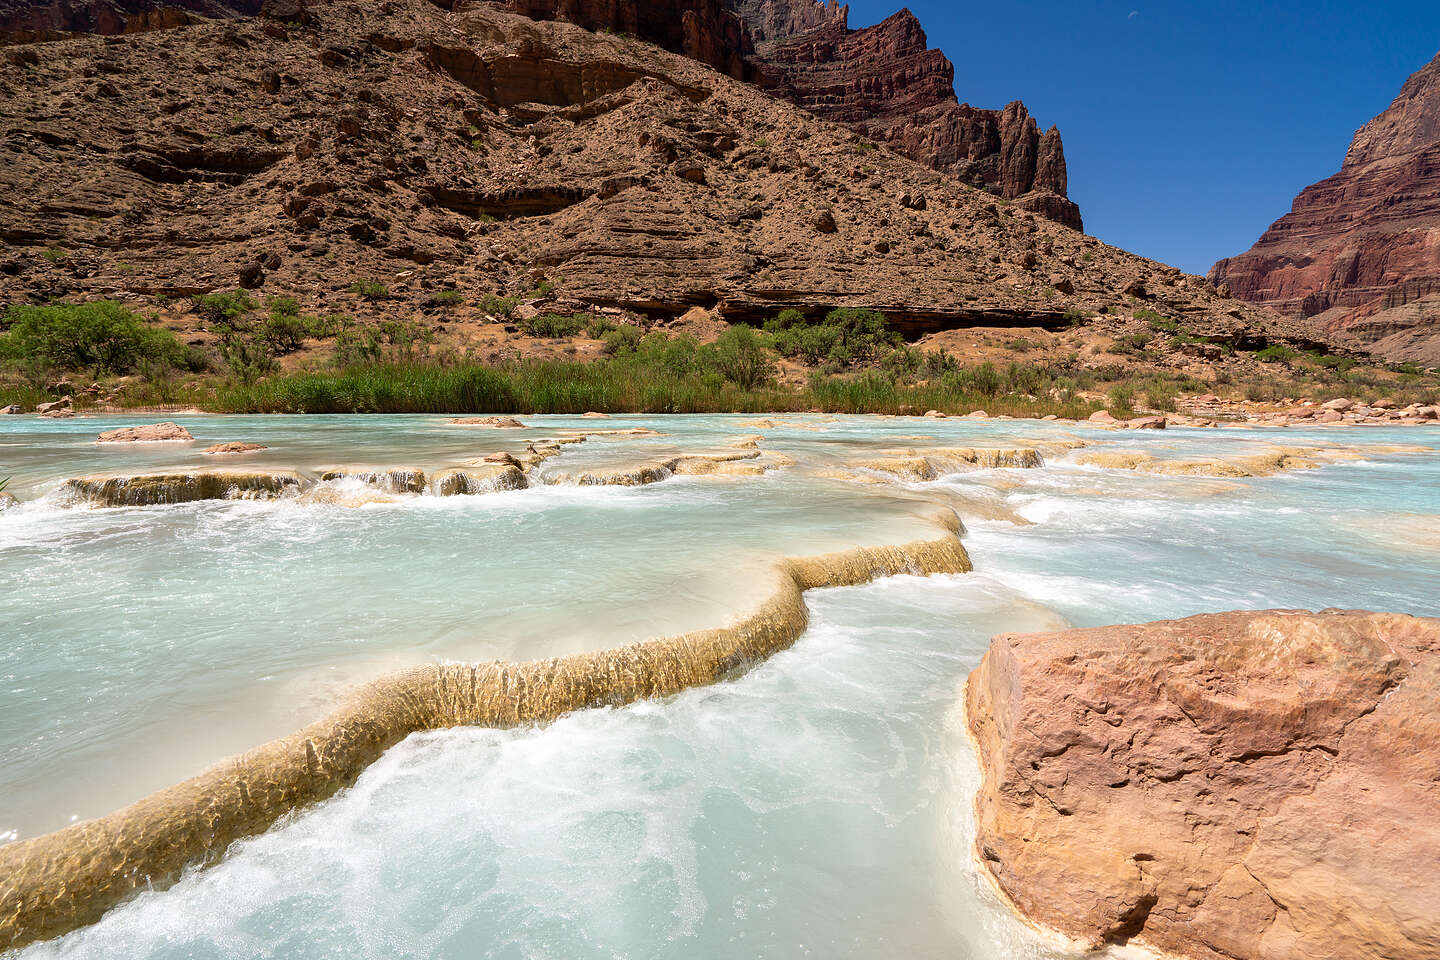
(0, 0), (1321, 350)
(1211, 51), (1440, 363)
(505, 0), (1083, 226)
(966, 609), (1440, 960)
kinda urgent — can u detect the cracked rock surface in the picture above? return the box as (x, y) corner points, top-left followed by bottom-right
(965, 608), (1440, 960)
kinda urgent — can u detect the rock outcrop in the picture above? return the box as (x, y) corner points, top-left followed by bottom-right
(489, 0), (1082, 227)
(965, 609), (1440, 960)
(494, 0), (754, 80)
(743, 6), (1082, 229)
(95, 421), (194, 442)
(1211, 51), (1440, 363)
(0, 0), (254, 41)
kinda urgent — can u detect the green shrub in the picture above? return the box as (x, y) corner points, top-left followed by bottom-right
(1142, 378), (1178, 412)
(348, 281), (390, 302)
(1135, 308), (1179, 333)
(427, 290), (465, 308)
(586, 315), (619, 338)
(520, 312), (588, 338)
(0, 301), (202, 376)
(1108, 384), (1136, 416)
(481, 294), (520, 319)
(601, 325), (644, 355)
(259, 312), (312, 355)
(764, 307), (900, 369)
(707, 326), (773, 388)
(194, 290), (256, 324)
(266, 295), (300, 318)
(1255, 344), (1298, 364)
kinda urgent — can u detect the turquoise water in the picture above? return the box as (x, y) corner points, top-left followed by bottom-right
(3, 414), (1437, 958)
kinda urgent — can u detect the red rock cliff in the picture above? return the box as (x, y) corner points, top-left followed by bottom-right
(743, 4), (1081, 229)
(1211, 51), (1440, 362)
(496, 0), (754, 79)
(497, 0), (1082, 229)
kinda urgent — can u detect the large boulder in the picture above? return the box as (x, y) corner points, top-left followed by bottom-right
(96, 422), (194, 443)
(965, 609), (1440, 960)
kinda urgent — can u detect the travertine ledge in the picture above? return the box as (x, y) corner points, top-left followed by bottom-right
(0, 511), (970, 951)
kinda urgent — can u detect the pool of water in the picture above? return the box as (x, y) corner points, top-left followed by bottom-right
(3, 413), (1437, 958)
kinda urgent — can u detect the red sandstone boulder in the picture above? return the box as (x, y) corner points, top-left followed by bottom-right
(448, 416), (526, 428)
(965, 609), (1440, 960)
(96, 422), (194, 443)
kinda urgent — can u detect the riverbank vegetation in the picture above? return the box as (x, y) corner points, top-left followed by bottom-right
(1, 299), (1437, 417)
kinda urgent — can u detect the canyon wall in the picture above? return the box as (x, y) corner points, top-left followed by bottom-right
(493, 0), (1082, 227)
(1211, 51), (1440, 362)
(744, 5), (1081, 229)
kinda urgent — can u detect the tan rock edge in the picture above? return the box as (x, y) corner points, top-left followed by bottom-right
(965, 609), (1440, 960)
(0, 511), (972, 951)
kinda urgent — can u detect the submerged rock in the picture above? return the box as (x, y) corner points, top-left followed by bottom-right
(96, 422), (194, 443)
(965, 609), (1440, 960)
(853, 447), (1045, 481)
(319, 468), (427, 495)
(431, 464), (527, 495)
(0, 492), (19, 512)
(63, 471), (302, 506)
(204, 442), (267, 455)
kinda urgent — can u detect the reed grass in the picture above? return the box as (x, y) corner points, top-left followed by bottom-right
(202, 361), (1100, 418)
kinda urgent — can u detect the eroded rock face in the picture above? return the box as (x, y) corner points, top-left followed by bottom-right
(492, 0), (1081, 227)
(965, 609), (1440, 960)
(0, 0), (255, 40)
(746, 7), (1081, 229)
(496, 0), (754, 79)
(1211, 51), (1440, 363)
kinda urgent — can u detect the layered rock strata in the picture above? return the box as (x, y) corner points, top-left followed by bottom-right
(0, 510), (970, 951)
(743, 5), (1082, 228)
(1212, 51), (1440, 363)
(503, 0), (1084, 226)
(965, 609), (1440, 960)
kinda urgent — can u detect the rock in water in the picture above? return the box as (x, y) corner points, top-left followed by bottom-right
(204, 442), (267, 454)
(1211, 50), (1440, 363)
(96, 422), (194, 443)
(965, 609), (1440, 960)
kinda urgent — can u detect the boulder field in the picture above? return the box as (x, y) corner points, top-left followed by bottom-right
(965, 608), (1440, 960)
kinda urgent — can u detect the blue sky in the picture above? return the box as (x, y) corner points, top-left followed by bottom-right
(842, 1), (1440, 275)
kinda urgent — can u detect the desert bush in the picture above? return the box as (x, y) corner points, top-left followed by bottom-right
(521, 312), (589, 338)
(348, 281), (390, 302)
(0, 301), (202, 376)
(193, 290), (257, 324)
(707, 326), (773, 388)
